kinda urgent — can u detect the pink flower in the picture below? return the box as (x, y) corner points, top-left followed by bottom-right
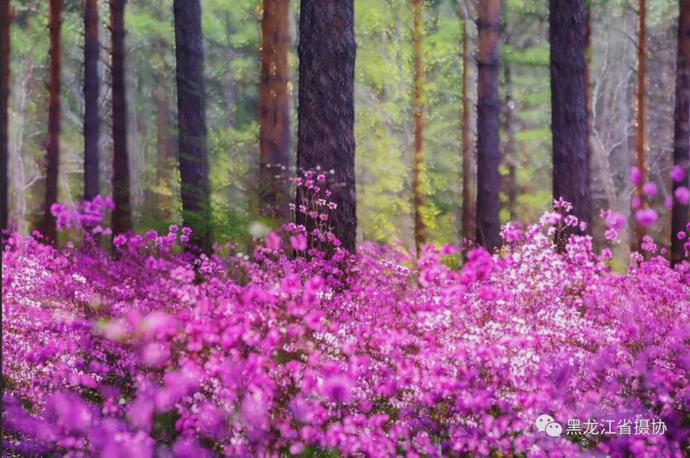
(642, 182), (657, 197)
(241, 394), (268, 428)
(323, 374), (353, 404)
(290, 234), (307, 251)
(670, 165), (686, 183)
(635, 208), (658, 228)
(265, 232), (281, 251)
(674, 186), (690, 205)
(604, 228), (618, 241)
(665, 195), (673, 209)
(630, 166), (643, 185)
(631, 195), (642, 209)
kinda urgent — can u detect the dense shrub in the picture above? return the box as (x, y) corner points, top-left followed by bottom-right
(2, 197), (690, 457)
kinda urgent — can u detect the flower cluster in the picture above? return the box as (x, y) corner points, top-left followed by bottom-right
(3, 202), (690, 457)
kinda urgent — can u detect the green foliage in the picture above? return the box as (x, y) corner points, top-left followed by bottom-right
(9, 0), (651, 251)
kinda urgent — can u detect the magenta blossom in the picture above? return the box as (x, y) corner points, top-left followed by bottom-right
(635, 208), (658, 228)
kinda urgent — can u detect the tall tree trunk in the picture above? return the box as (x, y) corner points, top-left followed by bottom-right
(412, 0), (425, 254)
(460, 5), (475, 244)
(110, 0), (131, 235)
(672, 0), (690, 265)
(259, 0), (291, 218)
(476, 0), (502, 250)
(83, 0), (100, 200)
(0, 0), (10, 232)
(154, 0), (173, 221)
(584, 0), (592, 123)
(297, 0), (357, 253)
(632, 0), (647, 250)
(155, 74), (173, 221)
(174, 0), (212, 253)
(43, 0), (63, 242)
(503, 61), (517, 220)
(550, 0), (591, 228)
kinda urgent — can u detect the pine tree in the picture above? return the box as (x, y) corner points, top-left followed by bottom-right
(476, 0), (502, 250)
(83, 0), (100, 200)
(43, 0), (64, 242)
(173, 0), (212, 253)
(549, 0), (591, 228)
(110, 0), (132, 236)
(672, 0), (690, 264)
(297, 0), (357, 252)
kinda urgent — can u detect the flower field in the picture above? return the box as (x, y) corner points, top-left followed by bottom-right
(3, 199), (690, 457)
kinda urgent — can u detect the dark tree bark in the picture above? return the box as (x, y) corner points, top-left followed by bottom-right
(549, 0), (591, 228)
(43, 0), (63, 242)
(174, 0), (212, 253)
(0, 0), (10, 232)
(412, 0), (425, 254)
(297, 0), (357, 253)
(503, 61), (517, 220)
(476, 0), (502, 250)
(259, 0), (291, 218)
(110, 0), (131, 235)
(153, 0), (173, 221)
(672, 0), (690, 265)
(83, 0), (100, 200)
(633, 0), (647, 249)
(459, 5), (475, 244)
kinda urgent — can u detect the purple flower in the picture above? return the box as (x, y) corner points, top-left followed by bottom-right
(630, 166), (643, 185)
(675, 186), (690, 205)
(642, 182), (657, 197)
(635, 208), (658, 228)
(323, 374), (353, 404)
(670, 165), (686, 183)
(290, 234), (307, 251)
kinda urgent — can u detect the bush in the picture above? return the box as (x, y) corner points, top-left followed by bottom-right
(2, 197), (689, 457)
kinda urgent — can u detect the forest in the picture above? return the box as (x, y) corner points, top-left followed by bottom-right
(2, 0), (690, 457)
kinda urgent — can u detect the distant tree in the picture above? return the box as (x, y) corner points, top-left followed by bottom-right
(173, 0), (212, 253)
(297, 0), (357, 252)
(0, 0), (10, 232)
(633, 0), (647, 249)
(503, 60), (517, 220)
(43, 0), (63, 242)
(154, 39), (174, 221)
(259, 0), (291, 218)
(412, 0), (425, 254)
(83, 0), (99, 200)
(672, 0), (690, 265)
(549, 0), (591, 229)
(110, 0), (132, 236)
(459, 1), (475, 244)
(476, 0), (502, 250)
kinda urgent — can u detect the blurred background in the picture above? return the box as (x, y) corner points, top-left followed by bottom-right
(3, 0), (678, 255)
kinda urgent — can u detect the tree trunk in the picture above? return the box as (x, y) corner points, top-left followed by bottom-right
(0, 0), (10, 232)
(153, 1), (173, 221)
(550, 0), (591, 228)
(632, 0), (647, 250)
(110, 0), (132, 235)
(460, 6), (475, 244)
(476, 0), (502, 250)
(503, 61), (517, 220)
(297, 0), (357, 253)
(174, 0), (212, 253)
(259, 0), (291, 219)
(412, 0), (425, 254)
(43, 0), (63, 242)
(672, 0), (690, 265)
(83, 0), (99, 200)
(155, 72), (173, 221)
